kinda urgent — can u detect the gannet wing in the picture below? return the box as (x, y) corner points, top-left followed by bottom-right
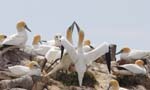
(61, 37), (77, 63)
(85, 42), (109, 64)
(2, 34), (25, 45)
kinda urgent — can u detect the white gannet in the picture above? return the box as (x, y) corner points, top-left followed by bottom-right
(59, 23), (110, 86)
(107, 79), (128, 90)
(0, 34), (7, 45)
(45, 22), (75, 74)
(8, 61), (41, 77)
(115, 60), (146, 75)
(116, 47), (150, 61)
(83, 39), (94, 52)
(31, 34), (51, 56)
(0, 20), (31, 50)
(41, 33), (62, 47)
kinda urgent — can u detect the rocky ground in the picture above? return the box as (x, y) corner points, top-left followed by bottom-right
(0, 46), (150, 90)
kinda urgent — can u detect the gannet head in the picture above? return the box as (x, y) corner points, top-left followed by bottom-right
(54, 33), (62, 46)
(32, 34), (41, 45)
(135, 60), (144, 66)
(84, 39), (91, 46)
(107, 80), (119, 90)
(27, 61), (40, 69)
(16, 20), (31, 32)
(66, 22), (74, 44)
(116, 47), (131, 55)
(0, 34), (7, 42)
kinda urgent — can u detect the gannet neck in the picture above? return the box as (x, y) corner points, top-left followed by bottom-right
(66, 23), (74, 44)
(78, 30), (84, 48)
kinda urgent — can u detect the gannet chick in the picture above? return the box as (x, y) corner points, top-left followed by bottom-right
(0, 34), (7, 44)
(115, 60), (146, 75)
(8, 61), (41, 77)
(107, 79), (128, 90)
(32, 34), (51, 56)
(0, 20), (31, 50)
(116, 47), (150, 62)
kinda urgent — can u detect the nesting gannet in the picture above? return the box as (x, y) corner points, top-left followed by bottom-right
(107, 79), (128, 90)
(83, 39), (94, 52)
(116, 47), (150, 61)
(0, 34), (7, 44)
(0, 20), (31, 50)
(8, 61), (41, 77)
(32, 34), (51, 56)
(116, 60), (146, 75)
(59, 23), (110, 86)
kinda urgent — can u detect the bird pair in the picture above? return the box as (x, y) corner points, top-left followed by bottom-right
(57, 22), (112, 86)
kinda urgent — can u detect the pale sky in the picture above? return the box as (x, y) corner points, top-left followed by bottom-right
(0, 0), (150, 51)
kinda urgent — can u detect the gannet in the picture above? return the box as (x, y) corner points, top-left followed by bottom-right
(107, 79), (128, 90)
(0, 34), (7, 45)
(83, 39), (94, 52)
(59, 23), (111, 86)
(116, 47), (150, 61)
(32, 34), (51, 56)
(116, 60), (146, 75)
(0, 20), (31, 50)
(45, 22), (75, 74)
(8, 61), (41, 77)
(41, 33), (62, 47)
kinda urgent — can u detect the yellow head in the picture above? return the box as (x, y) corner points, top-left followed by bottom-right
(66, 23), (74, 44)
(27, 61), (40, 69)
(16, 20), (31, 32)
(135, 60), (144, 66)
(84, 39), (91, 46)
(116, 47), (131, 55)
(78, 30), (84, 47)
(32, 34), (41, 45)
(0, 34), (7, 42)
(108, 80), (119, 90)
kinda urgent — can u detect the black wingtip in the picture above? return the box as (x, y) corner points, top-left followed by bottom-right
(0, 45), (14, 51)
(105, 47), (111, 73)
(60, 45), (64, 60)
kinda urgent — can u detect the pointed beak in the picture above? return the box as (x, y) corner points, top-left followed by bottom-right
(74, 22), (80, 33)
(25, 25), (31, 32)
(60, 45), (64, 60)
(116, 50), (123, 55)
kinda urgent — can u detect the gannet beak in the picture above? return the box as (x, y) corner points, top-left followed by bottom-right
(116, 50), (123, 55)
(60, 45), (64, 60)
(74, 21), (80, 33)
(25, 25), (31, 32)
